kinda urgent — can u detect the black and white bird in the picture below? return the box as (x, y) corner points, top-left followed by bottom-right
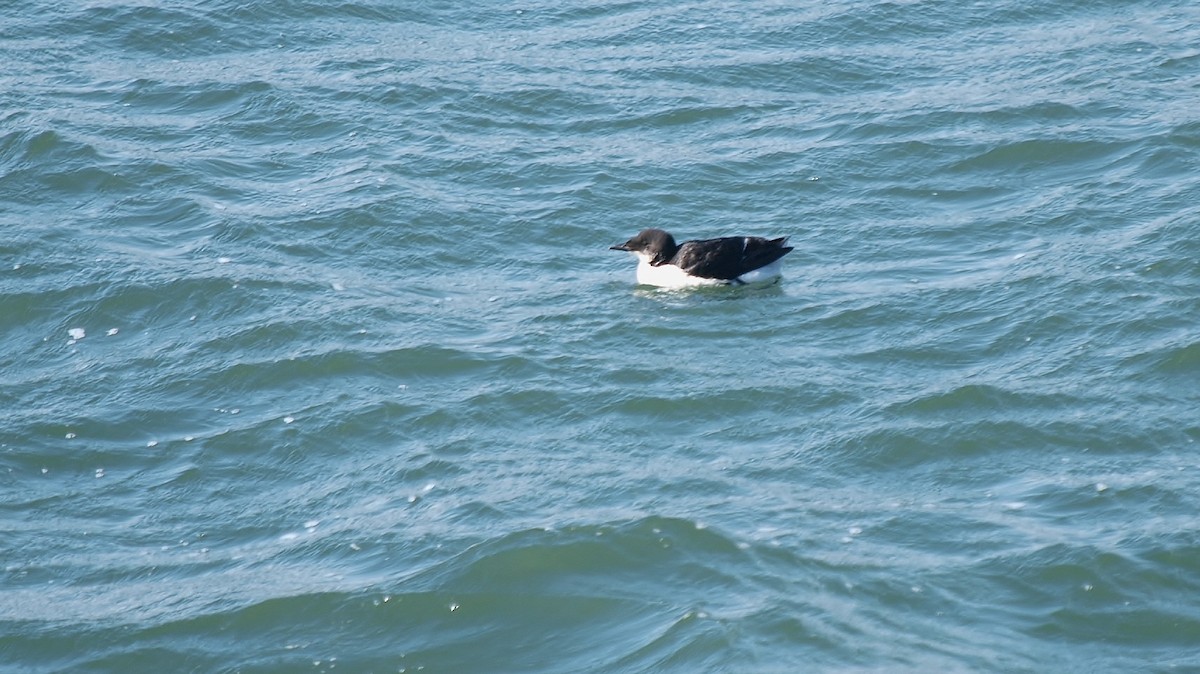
(610, 228), (793, 288)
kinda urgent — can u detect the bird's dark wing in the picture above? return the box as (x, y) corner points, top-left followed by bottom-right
(671, 236), (793, 280)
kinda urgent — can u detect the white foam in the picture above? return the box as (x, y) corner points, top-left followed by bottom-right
(68, 327), (85, 340)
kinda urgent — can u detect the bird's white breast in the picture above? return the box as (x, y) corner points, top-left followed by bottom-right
(626, 250), (784, 289)
(634, 257), (725, 289)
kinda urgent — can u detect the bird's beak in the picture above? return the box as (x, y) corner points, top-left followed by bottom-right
(610, 242), (631, 251)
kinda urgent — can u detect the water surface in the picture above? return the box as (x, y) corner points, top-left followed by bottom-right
(2, 1), (1199, 672)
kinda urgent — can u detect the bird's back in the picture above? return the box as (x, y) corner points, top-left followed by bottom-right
(672, 236), (792, 280)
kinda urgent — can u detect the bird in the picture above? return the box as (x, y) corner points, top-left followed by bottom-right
(610, 228), (793, 289)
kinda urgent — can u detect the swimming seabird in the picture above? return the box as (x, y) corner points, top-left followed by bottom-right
(610, 228), (793, 288)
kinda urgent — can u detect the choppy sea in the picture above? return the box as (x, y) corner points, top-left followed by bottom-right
(3, 1), (1199, 672)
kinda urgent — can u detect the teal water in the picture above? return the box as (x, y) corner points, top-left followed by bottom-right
(3, 1), (1199, 672)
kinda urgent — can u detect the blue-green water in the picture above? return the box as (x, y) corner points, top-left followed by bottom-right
(3, 1), (1199, 671)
